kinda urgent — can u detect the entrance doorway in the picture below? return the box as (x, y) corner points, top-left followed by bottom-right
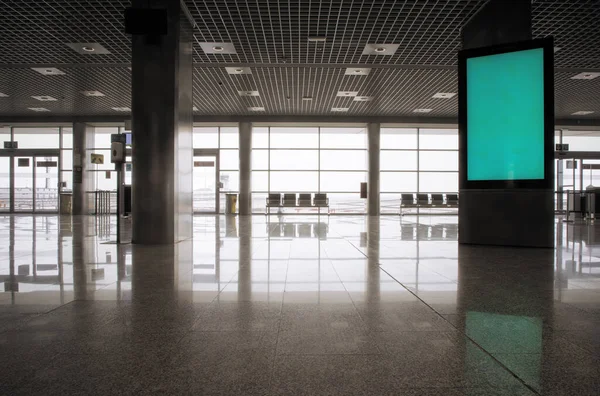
(193, 149), (220, 214)
(0, 151), (60, 213)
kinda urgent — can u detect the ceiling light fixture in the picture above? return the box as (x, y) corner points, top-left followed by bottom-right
(200, 42), (237, 54)
(225, 67), (251, 75)
(432, 92), (457, 99)
(331, 108), (349, 112)
(193, 106), (199, 111)
(81, 91), (105, 97)
(0, 92), (8, 97)
(112, 107), (131, 112)
(28, 107), (50, 112)
(31, 67), (66, 75)
(571, 72), (600, 80)
(248, 106), (265, 111)
(302, 96), (313, 101)
(337, 91), (359, 97)
(413, 108), (433, 113)
(82, 46), (95, 52)
(213, 46), (224, 52)
(32, 95), (57, 101)
(345, 68), (371, 76)
(572, 111), (595, 116)
(362, 44), (399, 56)
(238, 90), (260, 96)
(66, 43), (110, 54)
(308, 37), (326, 42)
(354, 96), (372, 102)
(374, 47), (386, 53)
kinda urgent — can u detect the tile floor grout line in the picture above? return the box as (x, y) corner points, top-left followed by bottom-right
(345, 234), (542, 395)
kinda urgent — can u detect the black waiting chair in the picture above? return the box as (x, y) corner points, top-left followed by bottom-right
(282, 193), (297, 207)
(298, 193), (312, 207)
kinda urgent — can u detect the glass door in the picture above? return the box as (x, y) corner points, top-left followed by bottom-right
(14, 156), (34, 212)
(193, 152), (219, 213)
(34, 156), (59, 212)
(0, 157), (9, 212)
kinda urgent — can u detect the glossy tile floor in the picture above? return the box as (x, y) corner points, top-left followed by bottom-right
(1, 214), (600, 395)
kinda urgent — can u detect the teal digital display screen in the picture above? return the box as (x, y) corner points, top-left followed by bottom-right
(467, 47), (545, 181)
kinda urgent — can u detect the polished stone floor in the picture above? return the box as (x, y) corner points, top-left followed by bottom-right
(1, 214), (599, 395)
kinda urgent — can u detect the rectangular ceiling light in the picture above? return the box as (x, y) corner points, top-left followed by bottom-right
(112, 107), (131, 112)
(238, 90), (259, 96)
(302, 96), (313, 101)
(248, 107), (265, 111)
(337, 91), (358, 97)
(81, 91), (105, 97)
(226, 67), (251, 75)
(0, 92), (8, 97)
(345, 68), (371, 76)
(66, 43), (111, 55)
(433, 92), (457, 99)
(31, 67), (66, 75)
(571, 72), (600, 80)
(193, 106), (199, 111)
(200, 42), (237, 54)
(331, 108), (349, 112)
(28, 107), (50, 112)
(308, 37), (326, 42)
(413, 108), (433, 113)
(572, 111), (595, 115)
(362, 43), (399, 56)
(354, 96), (372, 102)
(32, 96), (57, 101)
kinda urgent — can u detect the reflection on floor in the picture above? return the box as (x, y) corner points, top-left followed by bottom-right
(1, 214), (600, 395)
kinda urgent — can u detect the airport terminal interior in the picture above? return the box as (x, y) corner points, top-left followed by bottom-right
(1, 1), (600, 395)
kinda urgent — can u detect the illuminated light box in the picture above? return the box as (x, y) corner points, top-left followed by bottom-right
(458, 38), (554, 189)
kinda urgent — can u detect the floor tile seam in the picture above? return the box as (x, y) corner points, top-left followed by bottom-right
(377, 265), (542, 396)
(551, 331), (600, 358)
(208, 269), (243, 304)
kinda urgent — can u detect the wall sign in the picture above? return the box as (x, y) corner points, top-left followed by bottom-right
(17, 158), (30, 167)
(91, 154), (105, 164)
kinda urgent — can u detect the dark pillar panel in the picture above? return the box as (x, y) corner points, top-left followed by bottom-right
(459, 0), (554, 248)
(131, 1), (193, 244)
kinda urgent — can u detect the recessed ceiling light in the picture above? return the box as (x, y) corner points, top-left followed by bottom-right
(225, 67), (251, 75)
(554, 47), (561, 53)
(432, 92), (457, 99)
(31, 95), (57, 101)
(31, 67), (66, 76)
(248, 106), (265, 111)
(354, 96), (372, 102)
(28, 107), (50, 112)
(193, 106), (199, 111)
(0, 92), (8, 97)
(345, 68), (371, 76)
(337, 91), (359, 97)
(112, 107), (131, 112)
(302, 96), (313, 101)
(199, 42), (237, 54)
(308, 37), (326, 42)
(571, 72), (600, 80)
(413, 108), (433, 113)
(572, 111), (595, 116)
(81, 90), (105, 97)
(362, 43), (399, 56)
(66, 43), (110, 54)
(331, 108), (349, 112)
(238, 90), (259, 96)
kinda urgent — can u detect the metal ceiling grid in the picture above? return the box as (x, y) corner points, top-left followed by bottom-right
(0, 0), (131, 64)
(0, 67), (131, 115)
(555, 71), (600, 118)
(186, 0), (486, 65)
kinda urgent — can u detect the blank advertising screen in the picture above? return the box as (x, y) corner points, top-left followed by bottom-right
(466, 47), (545, 181)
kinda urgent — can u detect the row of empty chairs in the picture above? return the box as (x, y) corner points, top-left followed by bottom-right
(400, 193), (459, 215)
(266, 193), (330, 214)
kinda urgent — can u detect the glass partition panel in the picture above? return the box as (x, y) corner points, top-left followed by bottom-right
(320, 171), (366, 192)
(270, 150), (318, 170)
(270, 127), (319, 148)
(419, 151), (459, 171)
(380, 172), (417, 193)
(252, 149), (269, 170)
(419, 172), (459, 193)
(320, 127), (367, 149)
(13, 127), (60, 149)
(253, 127), (269, 148)
(270, 171), (318, 192)
(381, 150), (418, 171)
(220, 127), (239, 148)
(419, 129), (458, 150)
(320, 150), (367, 171)
(381, 128), (418, 149)
(220, 149), (239, 170)
(193, 127), (219, 148)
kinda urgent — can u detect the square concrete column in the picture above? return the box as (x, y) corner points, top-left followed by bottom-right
(367, 123), (381, 215)
(239, 122), (252, 215)
(130, 1), (193, 244)
(72, 122), (95, 215)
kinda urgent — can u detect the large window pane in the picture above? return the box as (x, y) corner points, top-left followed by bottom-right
(320, 150), (367, 170)
(94, 173), (117, 190)
(220, 171), (239, 192)
(61, 150), (73, 171)
(252, 150), (269, 170)
(419, 151), (458, 171)
(327, 193), (366, 214)
(14, 127), (60, 149)
(93, 127), (118, 149)
(220, 149), (239, 170)
(193, 127), (219, 148)
(320, 127), (366, 149)
(320, 171), (366, 192)
(270, 171), (318, 192)
(419, 129), (458, 149)
(252, 171), (268, 191)
(381, 172), (417, 193)
(270, 127), (318, 148)
(560, 135), (600, 151)
(381, 128), (417, 149)
(419, 172), (458, 193)
(380, 193), (402, 214)
(62, 127), (73, 149)
(381, 150), (417, 171)
(270, 150), (318, 170)
(253, 127), (269, 148)
(220, 127), (239, 148)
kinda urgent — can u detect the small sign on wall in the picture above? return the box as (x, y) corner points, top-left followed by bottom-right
(37, 161), (58, 168)
(3, 141), (17, 149)
(91, 154), (104, 164)
(17, 158), (30, 167)
(106, 171), (112, 179)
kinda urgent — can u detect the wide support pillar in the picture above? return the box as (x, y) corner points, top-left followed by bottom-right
(367, 123), (381, 215)
(130, 1), (193, 244)
(72, 122), (94, 215)
(239, 121), (252, 215)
